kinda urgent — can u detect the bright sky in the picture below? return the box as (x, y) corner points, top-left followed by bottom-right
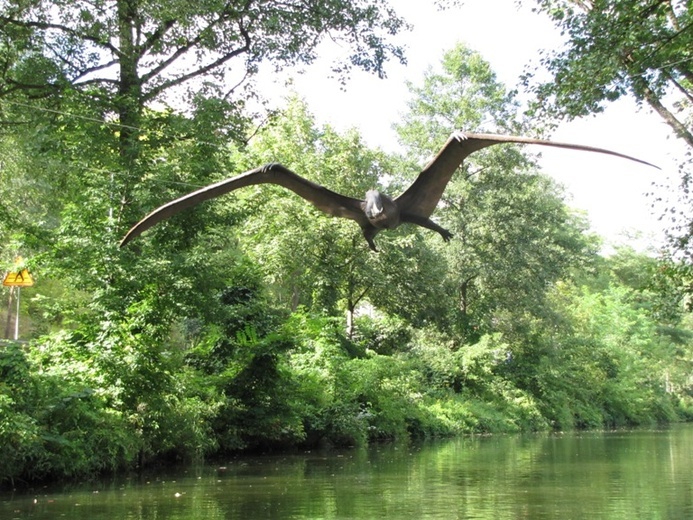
(258, 0), (683, 251)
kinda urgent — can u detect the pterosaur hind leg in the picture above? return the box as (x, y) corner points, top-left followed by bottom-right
(362, 227), (380, 252)
(401, 213), (454, 242)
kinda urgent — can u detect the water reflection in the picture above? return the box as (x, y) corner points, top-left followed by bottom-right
(3, 425), (693, 519)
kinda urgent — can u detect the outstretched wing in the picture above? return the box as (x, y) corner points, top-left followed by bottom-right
(120, 163), (367, 246)
(395, 131), (659, 219)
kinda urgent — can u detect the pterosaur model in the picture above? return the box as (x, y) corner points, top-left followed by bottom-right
(120, 131), (657, 251)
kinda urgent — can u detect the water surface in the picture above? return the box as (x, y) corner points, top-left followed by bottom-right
(3, 425), (692, 519)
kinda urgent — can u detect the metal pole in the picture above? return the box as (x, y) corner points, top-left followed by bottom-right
(4, 287), (13, 339)
(14, 287), (20, 340)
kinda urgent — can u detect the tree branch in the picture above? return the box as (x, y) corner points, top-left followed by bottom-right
(638, 77), (693, 147)
(71, 60), (121, 85)
(0, 16), (119, 56)
(142, 20), (251, 102)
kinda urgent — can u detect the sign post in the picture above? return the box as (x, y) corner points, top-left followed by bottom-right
(3, 257), (34, 340)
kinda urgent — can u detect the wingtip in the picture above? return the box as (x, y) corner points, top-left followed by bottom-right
(119, 235), (132, 248)
(119, 226), (140, 248)
(624, 156), (661, 170)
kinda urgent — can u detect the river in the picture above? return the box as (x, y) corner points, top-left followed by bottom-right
(2, 425), (692, 519)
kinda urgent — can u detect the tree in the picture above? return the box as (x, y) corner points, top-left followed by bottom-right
(534, 270), (686, 428)
(525, 0), (693, 268)
(0, 0), (409, 466)
(0, 0), (411, 337)
(525, 0), (692, 146)
(396, 42), (523, 148)
(0, 0), (408, 227)
(234, 97), (447, 334)
(599, 245), (689, 325)
(396, 43), (596, 338)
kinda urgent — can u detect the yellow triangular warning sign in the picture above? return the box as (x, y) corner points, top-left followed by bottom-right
(3, 269), (34, 287)
(3, 257), (34, 287)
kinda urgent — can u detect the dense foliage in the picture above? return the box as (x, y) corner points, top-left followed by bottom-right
(526, 0), (693, 291)
(0, 2), (692, 488)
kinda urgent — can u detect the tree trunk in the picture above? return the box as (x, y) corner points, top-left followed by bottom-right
(346, 302), (355, 339)
(639, 78), (693, 149)
(116, 0), (143, 221)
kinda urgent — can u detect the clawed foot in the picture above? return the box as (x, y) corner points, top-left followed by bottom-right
(441, 229), (454, 243)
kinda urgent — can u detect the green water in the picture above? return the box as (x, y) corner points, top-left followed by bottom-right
(3, 425), (693, 519)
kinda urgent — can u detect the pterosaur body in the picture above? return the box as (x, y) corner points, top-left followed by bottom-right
(120, 131), (657, 251)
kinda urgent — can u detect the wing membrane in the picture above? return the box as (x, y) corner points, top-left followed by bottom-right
(121, 164), (366, 246)
(396, 132), (659, 219)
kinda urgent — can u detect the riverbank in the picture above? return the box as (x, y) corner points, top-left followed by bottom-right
(2, 308), (691, 490)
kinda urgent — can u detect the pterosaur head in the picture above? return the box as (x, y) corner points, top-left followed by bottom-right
(359, 190), (397, 252)
(363, 189), (399, 229)
(364, 190), (385, 220)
